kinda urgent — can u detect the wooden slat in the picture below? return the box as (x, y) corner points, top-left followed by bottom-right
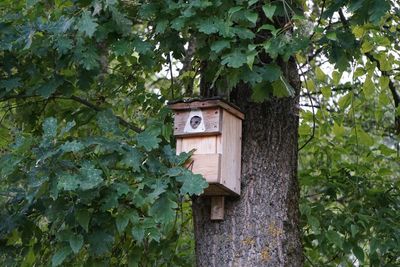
(186, 154), (221, 183)
(178, 136), (217, 154)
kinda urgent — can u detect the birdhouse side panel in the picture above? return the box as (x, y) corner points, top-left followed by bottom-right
(220, 110), (242, 196)
(173, 107), (222, 137)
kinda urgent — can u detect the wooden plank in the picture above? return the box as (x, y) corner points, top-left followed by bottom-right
(186, 154), (221, 183)
(178, 136), (217, 154)
(176, 138), (182, 154)
(173, 107), (222, 137)
(169, 100), (244, 120)
(220, 110), (242, 195)
(210, 196), (224, 220)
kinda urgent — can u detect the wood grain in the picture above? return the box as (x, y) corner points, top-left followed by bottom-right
(173, 107), (222, 137)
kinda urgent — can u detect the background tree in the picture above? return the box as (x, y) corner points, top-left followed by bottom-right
(0, 0), (399, 266)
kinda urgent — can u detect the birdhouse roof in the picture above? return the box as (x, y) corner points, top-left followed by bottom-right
(168, 97), (244, 120)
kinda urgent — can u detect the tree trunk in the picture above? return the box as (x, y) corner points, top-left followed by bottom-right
(193, 59), (303, 266)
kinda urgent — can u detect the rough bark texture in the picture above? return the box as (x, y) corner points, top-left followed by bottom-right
(193, 59), (303, 266)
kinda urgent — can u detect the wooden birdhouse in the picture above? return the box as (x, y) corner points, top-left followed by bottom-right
(168, 99), (244, 220)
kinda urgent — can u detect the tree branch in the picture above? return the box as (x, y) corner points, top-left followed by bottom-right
(1, 94), (142, 133)
(69, 95), (143, 133)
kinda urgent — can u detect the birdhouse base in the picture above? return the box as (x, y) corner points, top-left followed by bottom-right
(204, 184), (240, 196)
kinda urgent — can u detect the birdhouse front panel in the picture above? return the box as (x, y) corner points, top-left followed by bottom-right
(169, 99), (244, 196)
(173, 107), (222, 137)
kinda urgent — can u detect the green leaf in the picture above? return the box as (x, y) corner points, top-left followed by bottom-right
(43, 117), (58, 139)
(175, 171), (208, 195)
(57, 173), (80, 191)
(332, 71), (342, 85)
(362, 77), (374, 98)
(232, 27), (255, 39)
(155, 19), (168, 34)
(246, 50), (258, 70)
(210, 40), (231, 53)
(96, 109), (120, 135)
(272, 76), (295, 97)
(251, 82), (270, 102)
(170, 17), (186, 31)
(357, 128), (374, 146)
(78, 48), (100, 70)
(379, 76), (389, 90)
(88, 232), (114, 256)
(21, 247), (36, 267)
(128, 247), (142, 267)
(350, 224), (359, 237)
(131, 225), (145, 243)
(326, 230), (343, 249)
(326, 31), (337, 41)
(315, 67), (326, 82)
(221, 50), (247, 68)
(60, 121), (76, 136)
(146, 180), (168, 202)
(149, 194), (178, 223)
(112, 40), (132, 56)
(352, 245), (364, 263)
(116, 213), (130, 234)
(338, 92), (353, 110)
(76, 210), (90, 232)
(0, 154), (22, 178)
(136, 131), (161, 152)
(76, 11), (98, 37)
(38, 78), (63, 98)
(321, 86), (331, 98)
(361, 40), (373, 53)
(307, 216), (320, 233)
(60, 141), (85, 153)
(248, 0), (258, 6)
(369, 0), (390, 24)
(78, 162), (103, 190)
(51, 246), (72, 267)
(121, 148), (144, 172)
(228, 6), (243, 17)
(197, 18), (225, 35)
(54, 37), (73, 55)
(245, 12), (258, 24)
(69, 234), (84, 254)
(352, 25), (365, 38)
(166, 167), (184, 177)
(262, 4), (276, 20)
(332, 123), (345, 138)
(258, 24), (278, 36)
(0, 77), (22, 92)
(100, 190), (119, 211)
(262, 64), (282, 81)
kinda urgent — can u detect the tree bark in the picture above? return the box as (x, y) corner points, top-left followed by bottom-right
(193, 59), (303, 266)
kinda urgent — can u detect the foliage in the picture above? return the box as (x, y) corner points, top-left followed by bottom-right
(299, 85), (400, 266)
(0, 0), (399, 266)
(298, 0), (400, 266)
(0, 0), (207, 265)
